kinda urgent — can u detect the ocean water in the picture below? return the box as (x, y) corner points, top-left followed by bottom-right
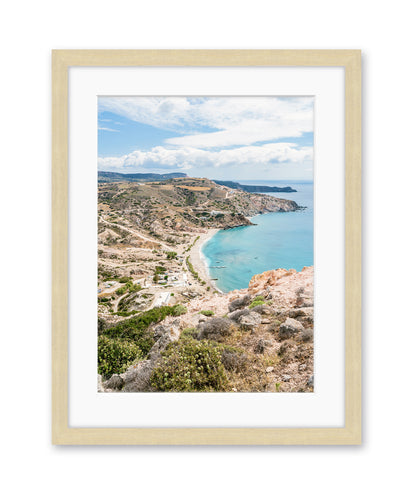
(202, 180), (313, 293)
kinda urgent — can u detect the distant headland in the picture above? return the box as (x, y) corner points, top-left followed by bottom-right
(212, 180), (296, 193)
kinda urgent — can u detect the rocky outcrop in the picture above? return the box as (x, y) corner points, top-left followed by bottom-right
(218, 213), (254, 230)
(248, 266), (314, 310)
(228, 294), (251, 312)
(278, 317), (304, 340)
(103, 321), (181, 392)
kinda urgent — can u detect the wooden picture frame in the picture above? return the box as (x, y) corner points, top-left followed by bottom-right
(52, 50), (361, 445)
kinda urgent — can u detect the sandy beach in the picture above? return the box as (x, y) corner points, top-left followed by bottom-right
(188, 228), (221, 291)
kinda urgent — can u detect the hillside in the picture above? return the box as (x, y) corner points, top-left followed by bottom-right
(97, 176), (300, 320)
(98, 266), (314, 393)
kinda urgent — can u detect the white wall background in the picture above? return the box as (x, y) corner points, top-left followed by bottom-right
(1, 1), (415, 498)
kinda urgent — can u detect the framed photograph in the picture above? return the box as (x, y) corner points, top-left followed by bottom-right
(52, 50), (361, 445)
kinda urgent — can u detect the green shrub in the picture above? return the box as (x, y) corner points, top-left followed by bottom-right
(186, 256), (199, 280)
(103, 306), (181, 355)
(172, 304), (187, 316)
(150, 338), (228, 392)
(116, 281), (141, 295)
(181, 327), (198, 339)
(118, 276), (130, 283)
(249, 296), (266, 309)
(97, 317), (107, 335)
(200, 310), (214, 316)
(98, 335), (142, 378)
(112, 310), (140, 317)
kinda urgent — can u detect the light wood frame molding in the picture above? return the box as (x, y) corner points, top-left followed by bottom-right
(52, 50), (361, 445)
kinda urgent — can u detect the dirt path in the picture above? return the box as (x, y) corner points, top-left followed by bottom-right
(113, 291), (129, 312)
(99, 217), (172, 250)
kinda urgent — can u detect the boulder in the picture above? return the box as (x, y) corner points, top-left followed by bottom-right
(288, 307), (314, 319)
(148, 322), (181, 362)
(123, 360), (154, 392)
(250, 304), (271, 315)
(153, 324), (170, 341)
(104, 373), (124, 390)
(228, 308), (250, 321)
(300, 328), (314, 342)
(278, 317), (304, 339)
(239, 311), (262, 330)
(228, 294), (251, 312)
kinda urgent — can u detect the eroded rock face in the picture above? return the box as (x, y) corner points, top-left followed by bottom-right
(249, 268), (296, 294)
(104, 321), (181, 393)
(123, 360), (154, 392)
(247, 266), (313, 310)
(149, 322), (181, 361)
(278, 317), (304, 340)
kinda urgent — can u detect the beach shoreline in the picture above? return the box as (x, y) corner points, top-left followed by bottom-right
(188, 228), (221, 292)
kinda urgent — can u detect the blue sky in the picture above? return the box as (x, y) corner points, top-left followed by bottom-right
(98, 97), (313, 181)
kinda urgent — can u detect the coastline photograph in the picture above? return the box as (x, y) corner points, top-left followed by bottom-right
(97, 96), (314, 393)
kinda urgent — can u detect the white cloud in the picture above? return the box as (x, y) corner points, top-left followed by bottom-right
(98, 96), (313, 148)
(98, 142), (312, 172)
(98, 127), (120, 132)
(98, 97), (193, 131)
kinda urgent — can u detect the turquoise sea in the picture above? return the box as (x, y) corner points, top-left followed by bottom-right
(202, 180), (314, 293)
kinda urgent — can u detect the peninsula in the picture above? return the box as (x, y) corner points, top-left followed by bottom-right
(213, 179), (297, 193)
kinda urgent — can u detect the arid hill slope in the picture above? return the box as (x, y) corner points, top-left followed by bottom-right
(98, 266), (314, 393)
